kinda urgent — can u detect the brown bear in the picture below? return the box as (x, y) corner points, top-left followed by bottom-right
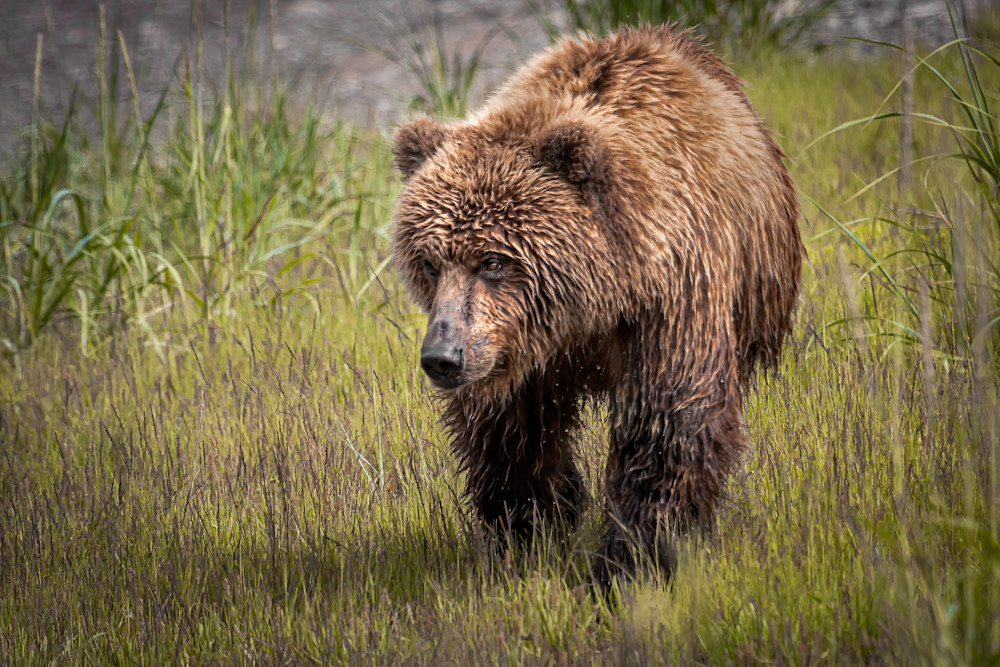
(390, 24), (803, 588)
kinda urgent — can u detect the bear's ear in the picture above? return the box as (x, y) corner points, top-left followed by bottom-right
(393, 117), (447, 179)
(535, 121), (606, 186)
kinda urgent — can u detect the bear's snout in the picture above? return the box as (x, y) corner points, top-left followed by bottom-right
(421, 318), (465, 389)
(420, 342), (464, 387)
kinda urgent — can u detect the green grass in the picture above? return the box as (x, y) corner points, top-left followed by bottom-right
(360, 4), (495, 119)
(2, 14), (999, 666)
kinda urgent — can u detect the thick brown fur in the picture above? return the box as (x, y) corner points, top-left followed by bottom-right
(391, 25), (803, 589)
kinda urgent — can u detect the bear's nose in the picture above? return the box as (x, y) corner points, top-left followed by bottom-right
(420, 343), (464, 386)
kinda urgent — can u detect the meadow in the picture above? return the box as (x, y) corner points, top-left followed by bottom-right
(1, 3), (998, 664)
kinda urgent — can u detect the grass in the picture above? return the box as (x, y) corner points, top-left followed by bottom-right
(0, 11), (395, 354)
(359, 4), (497, 119)
(2, 8), (999, 665)
(808, 10), (1000, 367)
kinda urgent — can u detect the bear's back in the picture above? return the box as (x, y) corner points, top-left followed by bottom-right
(477, 26), (788, 235)
(480, 26), (754, 135)
(502, 25), (741, 107)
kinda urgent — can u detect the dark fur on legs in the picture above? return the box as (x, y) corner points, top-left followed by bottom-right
(444, 365), (587, 546)
(594, 309), (742, 589)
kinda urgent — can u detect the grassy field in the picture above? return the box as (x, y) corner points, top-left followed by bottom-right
(2, 8), (999, 665)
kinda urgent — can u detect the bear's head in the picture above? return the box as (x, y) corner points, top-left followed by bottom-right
(391, 115), (617, 393)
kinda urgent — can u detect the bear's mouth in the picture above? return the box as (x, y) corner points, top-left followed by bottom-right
(423, 367), (467, 391)
(426, 376), (466, 391)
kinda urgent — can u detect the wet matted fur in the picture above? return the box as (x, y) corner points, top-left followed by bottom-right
(390, 24), (804, 589)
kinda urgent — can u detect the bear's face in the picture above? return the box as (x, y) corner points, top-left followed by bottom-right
(410, 245), (528, 390)
(391, 117), (610, 392)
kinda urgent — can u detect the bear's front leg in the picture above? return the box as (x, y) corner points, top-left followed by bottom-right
(594, 320), (744, 590)
(444, 374), (584, 541)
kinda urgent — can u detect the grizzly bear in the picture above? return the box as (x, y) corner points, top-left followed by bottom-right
(391, 24), (803, 589)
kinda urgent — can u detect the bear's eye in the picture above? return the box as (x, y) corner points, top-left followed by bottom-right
(422, 257), (439, 279)
(480, 255), (504, 279)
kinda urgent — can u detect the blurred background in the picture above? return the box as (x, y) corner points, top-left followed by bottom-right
(2, 0), (995, 151)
